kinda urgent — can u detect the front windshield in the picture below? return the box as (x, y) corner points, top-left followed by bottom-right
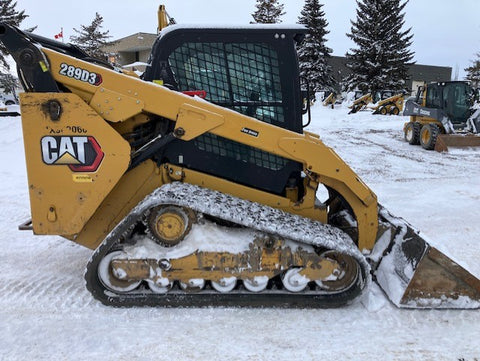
(443, 82), (473, 124)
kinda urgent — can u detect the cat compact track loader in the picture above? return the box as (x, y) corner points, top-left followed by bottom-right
(403, 81), (480, 151)
(1, 21), (479, 309)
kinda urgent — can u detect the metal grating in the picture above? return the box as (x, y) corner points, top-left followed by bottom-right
(195, 133), (287, 171)
(168, 41), (289, 172)
(169, 42), (284, 124)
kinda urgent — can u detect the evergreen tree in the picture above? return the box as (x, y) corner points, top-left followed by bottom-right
(0, 0), (31, 70)
(0, 72), (19, 100)
(344, 0), (414, 95)
(465, 53), (480, 88)
(251, 0), (285, 24)
(0, 0), (34, 97)
(70, 13), (115, 60)
(297, 0), (335, 93)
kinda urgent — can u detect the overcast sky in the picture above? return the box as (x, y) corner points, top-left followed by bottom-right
(17, 0), (480, 79)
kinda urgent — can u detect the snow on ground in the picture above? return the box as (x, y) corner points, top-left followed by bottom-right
(1, 103), (480, 361)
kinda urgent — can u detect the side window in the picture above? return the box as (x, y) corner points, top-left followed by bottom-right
(168, 42), (289, 172)
(168, 43), (230, 103)
(426, 86), (441, 108)
(168, 42), (284, 125)
(225, 43), (284, 124)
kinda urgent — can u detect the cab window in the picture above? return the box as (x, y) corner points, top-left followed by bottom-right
(168, 42), (284, 125)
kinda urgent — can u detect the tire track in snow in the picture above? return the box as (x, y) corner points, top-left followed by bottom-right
(0, 272), (95, 310)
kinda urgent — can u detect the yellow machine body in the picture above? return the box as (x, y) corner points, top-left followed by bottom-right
(348, 93), (372, 114)
(371, 93), (404, 115)
(20, 92), (131, 236)
(21, 46), (379, 251)
(322, 92), (336, 107)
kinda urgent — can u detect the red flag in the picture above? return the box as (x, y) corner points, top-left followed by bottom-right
(54, 29), (63, 40)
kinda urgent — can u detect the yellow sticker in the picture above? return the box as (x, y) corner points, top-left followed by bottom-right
(39, 61), (48, 72)
(72, 174), (93, 183)
(153, 79), (164, 85)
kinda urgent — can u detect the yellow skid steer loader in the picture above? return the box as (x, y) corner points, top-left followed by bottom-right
(1, 22), (479, 308)
(322, 92), (336, 108)
(371, 92), (404, 115)
(348, 93), (372, 114)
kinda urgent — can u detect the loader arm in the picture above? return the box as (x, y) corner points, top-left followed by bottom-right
(48, 49), (378, 250)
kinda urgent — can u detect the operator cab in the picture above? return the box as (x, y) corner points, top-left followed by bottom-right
(144, 24), (306, 131)
(419, 81), (475, 128)
(143, 25), (308, 197)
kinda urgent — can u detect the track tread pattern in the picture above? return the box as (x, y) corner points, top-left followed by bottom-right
(85, 182), (370, 308)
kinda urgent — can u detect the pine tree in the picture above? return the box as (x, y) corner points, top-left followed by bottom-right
(0, 0), (33, 97)
(70, 13), (115, 60)
(465, 53), (480, 88)
(0, 0), (31, 70)
(0, 72), (19, 100)
(251, 0), (285, 24)
(344, 0), (414, 95)
(297, 0), (335, 93)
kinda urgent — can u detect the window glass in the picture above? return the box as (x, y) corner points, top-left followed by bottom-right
(168, 43), (230, 103)
(444, 83), (470, 123)
(426, 86), (441, 108)
(168, 42), (288, 171)
(169, 42), (284, 124)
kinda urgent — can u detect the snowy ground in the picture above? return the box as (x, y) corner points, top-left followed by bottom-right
(1, 103), (480, 360)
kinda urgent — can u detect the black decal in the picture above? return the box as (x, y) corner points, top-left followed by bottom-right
(241, 127), (259, 137)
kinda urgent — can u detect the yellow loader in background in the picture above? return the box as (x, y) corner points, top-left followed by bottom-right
(370, 91), (404, 115)
(1, 20), (479, 308)
(348, 92), (372, 114)
(322, 91), (336, 108)
(349, 90), (404, 115)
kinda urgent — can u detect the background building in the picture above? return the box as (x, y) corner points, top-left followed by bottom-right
(328, 55), (452, 95)
(103, 32), (157, 67)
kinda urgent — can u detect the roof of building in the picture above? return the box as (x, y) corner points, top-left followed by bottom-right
(102, 32), (157, 53)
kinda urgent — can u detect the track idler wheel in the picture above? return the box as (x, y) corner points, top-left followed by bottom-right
(97, 251), (141, 293)
(180, 279), (206, 292)
(147, 278), (173, 294)
(147, 205), (195, 247)
(314, 251), (359, 292)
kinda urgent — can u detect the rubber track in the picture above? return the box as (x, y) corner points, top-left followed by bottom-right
(85, 182), (370, 308)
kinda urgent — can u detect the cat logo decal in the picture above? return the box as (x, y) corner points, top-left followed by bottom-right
(41, 136), (104, 172)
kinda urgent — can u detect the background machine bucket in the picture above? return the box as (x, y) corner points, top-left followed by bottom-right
(371, 207), (480, 308)
(434, 134), (480, 152)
